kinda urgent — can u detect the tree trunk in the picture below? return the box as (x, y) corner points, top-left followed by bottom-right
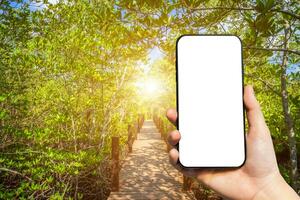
(280, 25), (299, 192)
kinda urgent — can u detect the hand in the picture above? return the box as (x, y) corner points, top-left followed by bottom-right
(166, 85), (299, 200)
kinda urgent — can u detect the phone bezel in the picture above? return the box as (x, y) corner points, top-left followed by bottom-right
(175, 34), (246, 169)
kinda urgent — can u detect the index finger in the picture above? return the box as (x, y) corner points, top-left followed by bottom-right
(166, 108), (177, 126)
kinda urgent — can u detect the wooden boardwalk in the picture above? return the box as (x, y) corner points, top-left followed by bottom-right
(108, 120), (195, 200)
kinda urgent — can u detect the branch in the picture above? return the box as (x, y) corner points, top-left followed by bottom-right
(246, 71), (299, 106)
(273, 9), (300, 20)
(244, 46), (300, 56)
(0, 167), (33, 181)
(245, 73), (281, 97)
(191, 6), (255, 11)
(190, 6), (300, 20)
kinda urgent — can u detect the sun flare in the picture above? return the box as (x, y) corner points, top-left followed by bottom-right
(135, 77), (163, 97)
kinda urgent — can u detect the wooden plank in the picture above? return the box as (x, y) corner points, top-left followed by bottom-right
(108, 120), (195, 200)
(108, 191), (195, 200)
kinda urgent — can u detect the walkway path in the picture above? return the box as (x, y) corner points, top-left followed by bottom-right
(108, 120), (195, 200)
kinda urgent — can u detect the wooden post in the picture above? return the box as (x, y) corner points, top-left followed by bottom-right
(183, 175), (192, 191)
(139, 114), (144, 129)
(127, 125), (133, 153)
(161, 119), (164, 139)
(153, 114), (157, 126)
(111, 136), (119, 191)
(157, 118), (160, 132)
(137, 117), (140, 132)
(138, 114), (142, 130)
(166, 124), (173, 152)
(163, 123), (167, 142)
(137, 116), (141, 133)
(159, 118), (163, 138)
(134, 122), (138, 139)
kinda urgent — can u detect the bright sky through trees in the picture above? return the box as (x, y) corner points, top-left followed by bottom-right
(135, 77), (164, 98)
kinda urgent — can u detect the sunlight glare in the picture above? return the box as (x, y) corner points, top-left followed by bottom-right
(135, 77), (163, 97)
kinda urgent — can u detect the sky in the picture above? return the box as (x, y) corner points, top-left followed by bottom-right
(27, 0), (59, 10)
(141, 46), (163, 73)
(149, 46), (163, 62)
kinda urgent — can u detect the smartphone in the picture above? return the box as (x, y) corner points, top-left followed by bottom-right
(176, 35), (246, 168)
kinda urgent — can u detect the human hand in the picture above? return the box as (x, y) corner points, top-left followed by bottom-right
(166, 85), (299, 200)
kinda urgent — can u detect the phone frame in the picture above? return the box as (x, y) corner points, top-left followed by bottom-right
(175, 34), (246, 169)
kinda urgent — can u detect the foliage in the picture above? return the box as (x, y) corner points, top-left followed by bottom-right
(0, 0), (299, 199)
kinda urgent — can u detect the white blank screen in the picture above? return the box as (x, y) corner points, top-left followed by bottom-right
(177, 35), (245, 167)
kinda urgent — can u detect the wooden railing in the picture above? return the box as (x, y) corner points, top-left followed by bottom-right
(111, 137), (119, 192)
(110, 113), (192, 193)
(153, 114), (193, 191)
(111, 114), (145, 192)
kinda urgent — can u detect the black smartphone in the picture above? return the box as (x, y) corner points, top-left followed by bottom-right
(176, 35), (246, 168)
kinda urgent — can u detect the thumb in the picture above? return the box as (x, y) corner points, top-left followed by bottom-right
(243, 85), (267, 133)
